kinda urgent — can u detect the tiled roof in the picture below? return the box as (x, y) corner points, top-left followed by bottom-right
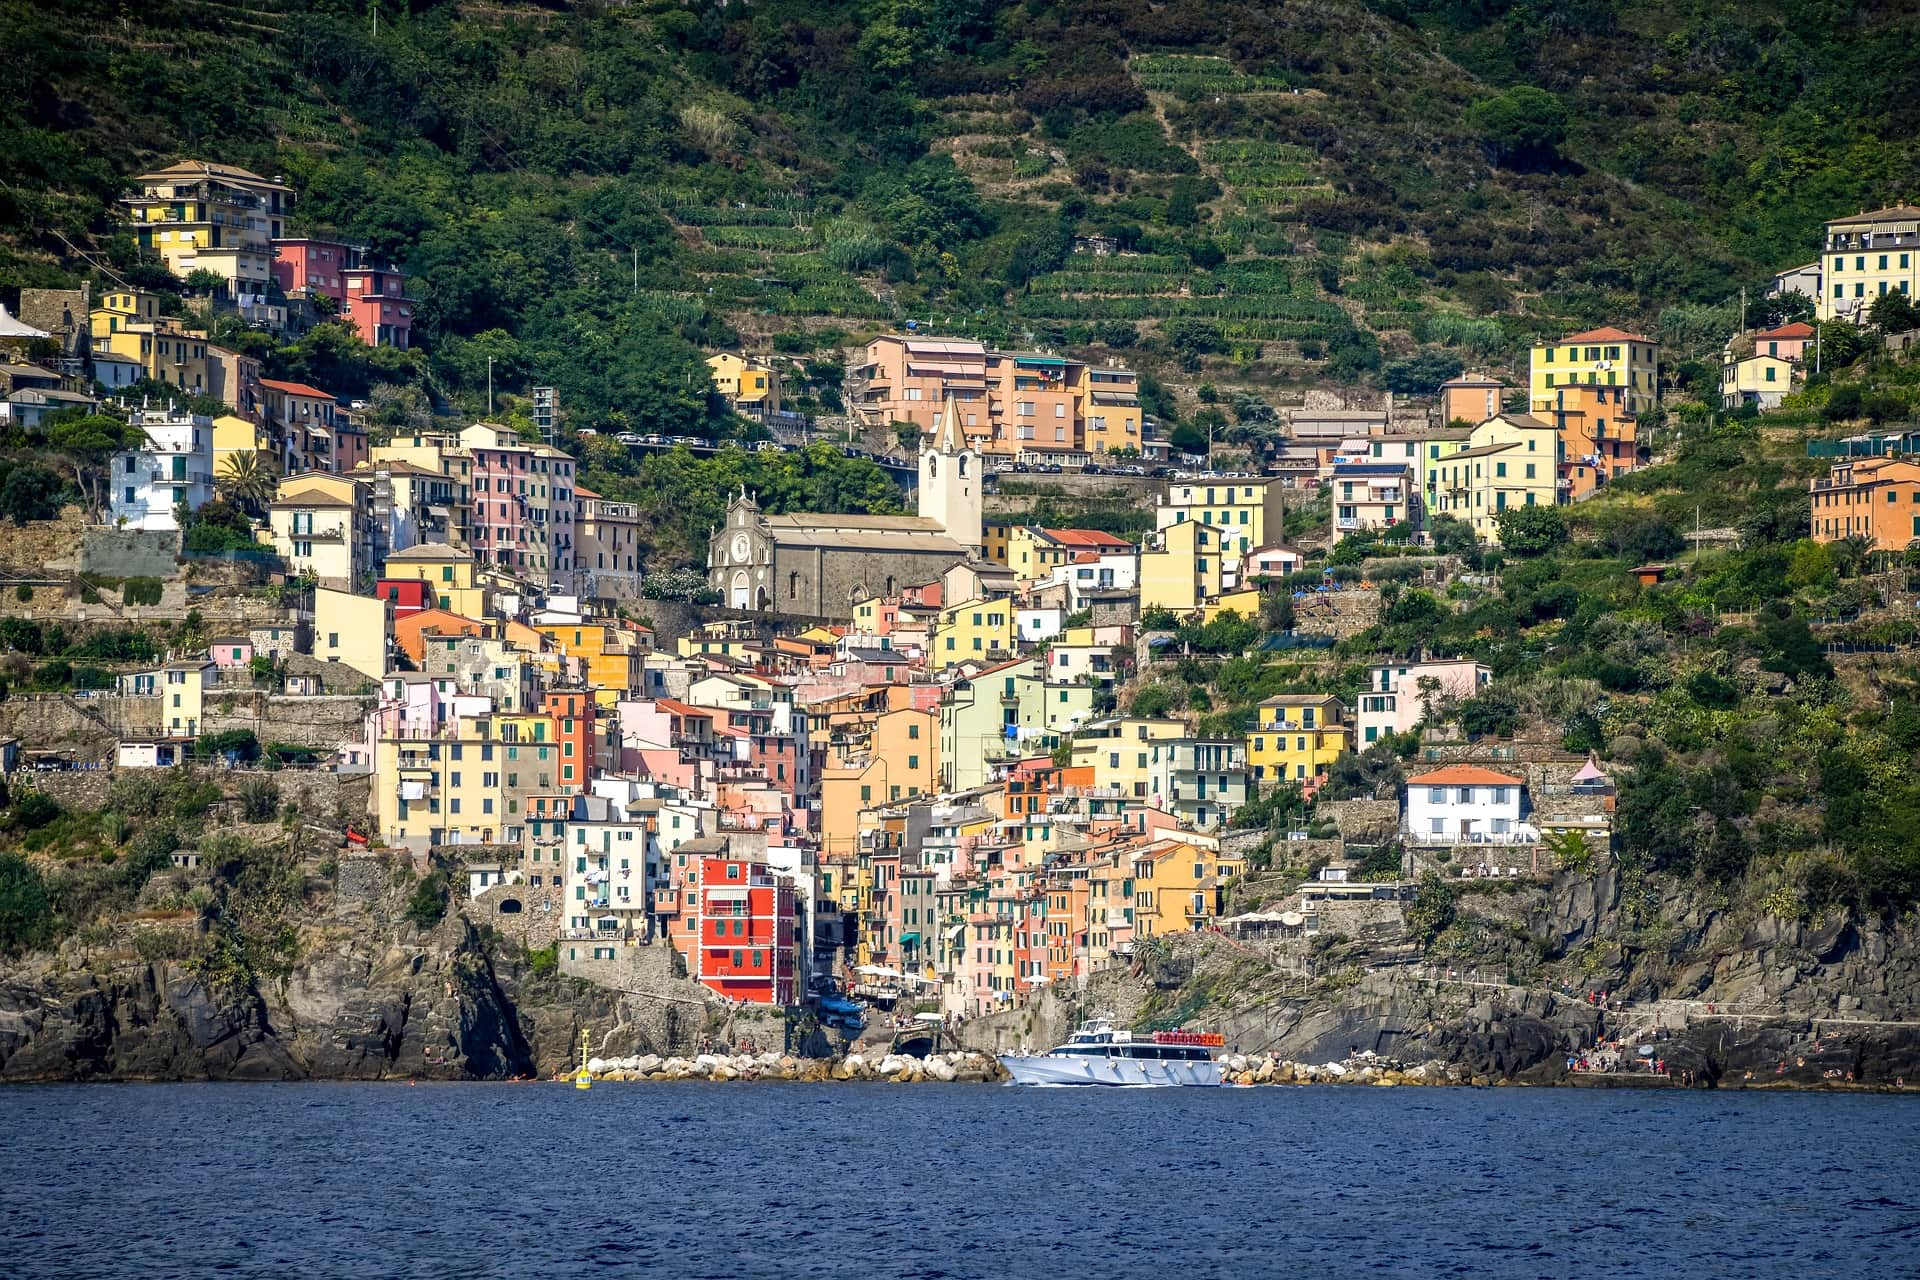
(1755, 322), (1815, 339)
(260, 378), (335, 400)
(1407, 765), (1524, 787)
(1558, 327), (1652, 345)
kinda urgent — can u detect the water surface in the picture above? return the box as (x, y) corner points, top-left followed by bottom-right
(2, 1083), (1913, 1277)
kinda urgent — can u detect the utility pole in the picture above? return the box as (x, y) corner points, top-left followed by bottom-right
(1739, 286), (1747, 334)
(487, 356), (494, 419)
(632, 246), (638, 294)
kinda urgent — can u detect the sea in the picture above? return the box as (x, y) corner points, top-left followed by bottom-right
(2, 1082), (1915, 1278)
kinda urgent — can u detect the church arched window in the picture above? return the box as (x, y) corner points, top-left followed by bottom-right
(885, 575), (895, 596)
(928, 455), (938, 478)
(788, 572), (799, 600)
(958, 455), (969, 477)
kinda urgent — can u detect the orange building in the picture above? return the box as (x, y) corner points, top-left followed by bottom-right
(1438, 372), (1505, 426)
(393, 608), (490, 666)
(1810, 457), (1920, 550)
(540, 689), (598, 790)
(1534, 384), (1639, 482)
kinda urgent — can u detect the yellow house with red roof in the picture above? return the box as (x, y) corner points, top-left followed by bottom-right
(1529, 326), (1660, 416)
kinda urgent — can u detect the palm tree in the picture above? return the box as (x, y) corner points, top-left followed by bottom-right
(218, 451), (276, 515)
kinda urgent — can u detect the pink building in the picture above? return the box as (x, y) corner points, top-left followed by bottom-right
(208, 635), (254, 669)
(1753, 321), (1815, 363)
(343, 263), (414, 350)
(853, 335), (989, 438)
(272, 238), (416, 349)
(461, 425), (578, 583)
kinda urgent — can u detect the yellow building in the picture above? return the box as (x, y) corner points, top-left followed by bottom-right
(89, 290), (212, 393)
(981, 522), (1012, 566)
(313, 586), (390, 683)
(706, 352), (780, 416)
(1077, 365), (1143, 457)
(1139, 518), (1223, 614)
(818, 707), (938, 860)
(1426, 414), (1562, 543)
(1154, 477), (1286, 563)
(382, 544), (491, 618)
(1199, 588), (1265, 624)
(212, 413), (273, 481)
(270, 474), (374, 589)
(676, 623), (759, 661)
(1006, 526), (1133, 583)
(1406, 430), (1474, 524)
(1529, 326), (1659, 417)
(122, 160), (293, 302)
(161, 660), (213, 737)
(1131, 839), (1246, 940)
(1721, 353), (1797, 410)
(1068, 716), (1188, 800)
(534, 620), (644, 701)
(930, 596), (1015, 671)
(1248, 694), (1352, 784)
(373, 714), (510, 849)
(1821, 205), (1920, 323)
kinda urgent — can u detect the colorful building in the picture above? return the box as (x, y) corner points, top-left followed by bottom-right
(122, 161), (293, 307)
(690, 854), (798, 1005)
(1820, 206), (1920, 323)
(1809, 457), (1920, 550)
(1529, 327), (1660, 417)
(1249, 694), (1352, 785)
(706, 352), (781, 417)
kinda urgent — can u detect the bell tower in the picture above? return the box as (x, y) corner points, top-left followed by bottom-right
(917, 392), (982, 551)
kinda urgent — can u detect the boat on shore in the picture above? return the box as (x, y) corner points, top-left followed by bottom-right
(999, 1019), (1224, 1087)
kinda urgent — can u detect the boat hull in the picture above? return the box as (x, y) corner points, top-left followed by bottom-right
(998, 1054), (1223, 1087)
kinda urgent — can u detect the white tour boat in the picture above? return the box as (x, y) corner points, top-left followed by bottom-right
(999, 1019), (1224, 1087)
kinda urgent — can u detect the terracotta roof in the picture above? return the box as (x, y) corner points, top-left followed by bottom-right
(1827, 205), (1920, 226)
(1558, 327), (1652, 345)
(1408, 765), (1525, 787)
(653, 698), (715, 720)
(1755, 322), (1815, 340)
(1039, 528), (1133, 549)
(260, 378), (335, 400)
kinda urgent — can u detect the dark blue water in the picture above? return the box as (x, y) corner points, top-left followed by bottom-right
(2, 1083), (1916, 1278)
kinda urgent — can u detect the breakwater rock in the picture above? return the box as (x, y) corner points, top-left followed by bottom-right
(585, 1050), (1007, 1083)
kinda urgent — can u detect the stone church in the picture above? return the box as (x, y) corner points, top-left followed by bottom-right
(708, 395), (984, 619)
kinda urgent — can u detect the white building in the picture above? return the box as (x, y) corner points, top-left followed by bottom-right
(1041, 548), (1138, 610)
(1357, 658), (1492, 745)
(1403, 765), (1531, 845)
(1238, 543), (1303, 582)
(109, 408), (215, 531)
(1017, 606), (1066, 644)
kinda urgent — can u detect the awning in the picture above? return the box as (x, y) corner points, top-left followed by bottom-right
(944, 924), (965, 940)
(899, 931), (920, 944)
(906, 362), (984, 377)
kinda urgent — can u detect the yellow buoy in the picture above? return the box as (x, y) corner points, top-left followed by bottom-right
(575, 1028), (593, 1090)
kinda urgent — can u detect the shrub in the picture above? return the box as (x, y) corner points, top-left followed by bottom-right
(405, 870), (451, 929)
(0, 852), (53, 954)
(237, 778), (280, 823)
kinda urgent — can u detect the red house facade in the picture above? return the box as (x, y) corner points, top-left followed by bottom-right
(271, 237), (415, 349)
(694, 856), (797, 1005)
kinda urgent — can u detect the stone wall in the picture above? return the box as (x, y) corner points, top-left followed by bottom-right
(0, 506), (89, 575)
(557, 938), (791, 1056)
(0, 693), (161, 751)
(470, 882), (566, 948)
(81, 528), (181, 580)
(22, 765), (370, 824)
(202, 691), (375, 748)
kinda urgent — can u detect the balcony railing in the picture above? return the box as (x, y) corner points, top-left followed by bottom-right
(1403, 829), (1539, 847)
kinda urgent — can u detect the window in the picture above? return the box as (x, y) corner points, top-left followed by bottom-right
(1429, 787), (1446, 803)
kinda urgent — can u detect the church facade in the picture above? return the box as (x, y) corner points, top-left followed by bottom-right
(707, 395), (985, 620)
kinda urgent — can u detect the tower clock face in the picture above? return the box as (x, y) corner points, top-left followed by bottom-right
(732, 533), (752, 562)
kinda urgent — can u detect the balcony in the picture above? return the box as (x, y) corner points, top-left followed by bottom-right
(1403, 829), (1539, 847)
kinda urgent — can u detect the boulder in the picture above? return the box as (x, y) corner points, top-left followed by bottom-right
(925, 1056), (957, 1082)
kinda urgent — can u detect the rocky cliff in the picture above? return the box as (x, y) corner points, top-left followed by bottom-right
(0, 851), (752, 1083)
(958, 868), (1920, 1089)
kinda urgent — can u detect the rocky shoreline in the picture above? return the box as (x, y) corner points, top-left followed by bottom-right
(573, 1049), (1920, 1091)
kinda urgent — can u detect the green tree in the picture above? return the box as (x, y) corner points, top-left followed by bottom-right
(1467, 86), (1568, 167)
(42, 413), (135, 513)
(217, 451), (277, 516)
(1492, 505), (1568, 557)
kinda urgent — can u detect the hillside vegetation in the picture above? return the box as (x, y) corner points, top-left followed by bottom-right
(3, 0), (1917, 433)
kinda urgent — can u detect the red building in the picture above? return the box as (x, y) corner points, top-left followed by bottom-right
(694, 855), (797, 1005)
(271, 238), (415, 349)
(541, 689), (596, 791)
(375, 578), (432, 617)
(343, 263), (414, 350)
